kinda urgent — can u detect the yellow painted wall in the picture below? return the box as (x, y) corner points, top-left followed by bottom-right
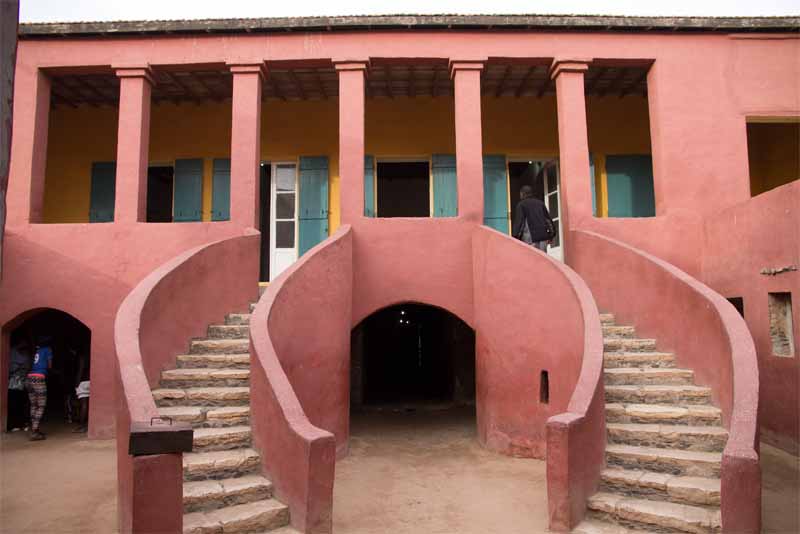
(747, 122), (800, 196)
(42, 93), (651, 225)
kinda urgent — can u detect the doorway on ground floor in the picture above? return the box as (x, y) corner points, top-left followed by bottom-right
(350, 303), (475, 410)
(4, 309), (91, 437)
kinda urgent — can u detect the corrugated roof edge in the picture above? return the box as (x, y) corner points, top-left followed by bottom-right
(18, 13), (800, 37)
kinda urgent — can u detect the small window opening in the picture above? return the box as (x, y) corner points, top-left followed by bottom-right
(727, 297), (745, 318)
(377, 161), (430, 217)
(747, 122), (800, 197)
(769, 292), (795, 357)
(540, 370), (549, 404)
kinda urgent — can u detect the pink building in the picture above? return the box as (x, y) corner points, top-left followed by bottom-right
(1, 14), (798, 534)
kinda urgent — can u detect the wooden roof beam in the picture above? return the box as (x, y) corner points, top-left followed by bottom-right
(494, 65), (512, 97)
(535, 75), (551, 98)
(287, 70), (307, 100)
(160, 71), (204, 103)
(585, 67), (609, 95)
(515, 65), (537, 98)
(619, 69), (650, 98)
(599, 68), (630, 97)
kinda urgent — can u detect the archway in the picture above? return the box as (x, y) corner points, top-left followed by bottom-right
(3, 309), (91, 437)
(350, 302), (475, 411)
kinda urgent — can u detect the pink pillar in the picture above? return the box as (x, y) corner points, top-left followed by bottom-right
(450, 61), (484, 223)
(114, 67), (153, 223)
(229, 63), (265, 229)
(8, 67), (50, 224)
(336, 61), (367, 225)
(551, 59), (591, 262)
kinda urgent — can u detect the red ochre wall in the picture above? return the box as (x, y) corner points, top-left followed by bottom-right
(2, 29), (798, 450)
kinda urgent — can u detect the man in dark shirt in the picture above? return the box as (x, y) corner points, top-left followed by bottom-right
(512, 185), (555, 252)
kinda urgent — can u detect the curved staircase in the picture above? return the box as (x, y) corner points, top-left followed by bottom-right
(151, 305), (299, 534)
(574, 313), (725, 534)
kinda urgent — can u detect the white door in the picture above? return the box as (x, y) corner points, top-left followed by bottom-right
(270, 163), (298, 280)
(543, 162), (564, 262)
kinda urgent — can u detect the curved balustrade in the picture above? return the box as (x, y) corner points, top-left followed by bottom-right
(114, 232), (259, 534)
(570, 229), (760, 533)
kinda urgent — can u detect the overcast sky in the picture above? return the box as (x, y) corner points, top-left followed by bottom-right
(19, 0), (800, 23)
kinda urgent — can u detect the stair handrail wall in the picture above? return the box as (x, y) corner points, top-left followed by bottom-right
(113, 232), (260, 534)
(570, 229), (761, 533)
(249, 226), (353, 534)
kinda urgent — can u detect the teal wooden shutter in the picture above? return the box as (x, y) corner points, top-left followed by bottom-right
(482, 155), (508, 233)
(432, 154), (457, 217)
(212, 158), (231, 221)
(364, 155), (375, 217)
(89, 161), (116, 223)
(606, 155), (655, 218)
(174, 158), (203, 222)
(298, 156), (329, 256)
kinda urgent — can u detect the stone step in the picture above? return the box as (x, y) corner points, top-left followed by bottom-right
(190, 338), (250, 355)
(208, 324), (250, 339)
(226, 313), (251, 325)
(606, 444), (722, 478)
(177, 354), (250, 369)
(588, 492), (720, 534)
(603, 352), (676, 369)
(607, 423), (728, 452)
(183, 448), (261, 481)
(606, 403), (722, 427)
(604, 367), (694, 386)
(605, 384), (713, 405)
(250, 302), (257, 312)
(158, 406), (251, 428)
(153, 387), (250, 407)
(573, 518), (651, 534)
(160, 368), (250, 388)
(600, 313), (616, 325)
(184, 475), (273, 513)
(183, 499), (289, 534)
(602, 325), (636, 338)
(604, 338), (657, 353)
(601, 468), (721, 507)
(193, 426), (252, 452)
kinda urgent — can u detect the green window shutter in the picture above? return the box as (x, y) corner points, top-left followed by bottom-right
(364, 155), (375, 217)
(174, 158), (203, 222)
(212, 158), (231, 221)
(298, 156), (329, 256)
(89, 161), (116, 223)
(432, 154), (457, 217)
(482, 155), (509, 233)
(606, 155), (655, 218)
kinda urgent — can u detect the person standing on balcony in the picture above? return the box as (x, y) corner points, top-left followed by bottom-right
(25, 335), (53, 441)
(512, 185), (555, 252)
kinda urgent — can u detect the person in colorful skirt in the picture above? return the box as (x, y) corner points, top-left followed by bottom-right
(25, 336), (53, 441)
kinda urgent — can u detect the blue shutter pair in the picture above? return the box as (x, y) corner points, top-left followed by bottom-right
(482, 155), (508, 233)
(298, 156), (329, 256)
(173, 159), (204, 222)
(606, 155), (655, 218)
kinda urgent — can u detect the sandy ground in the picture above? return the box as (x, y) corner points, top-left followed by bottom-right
(0, 421), (117, 534)
(333, 406), (550, 534)
(0, 412), (798, 534)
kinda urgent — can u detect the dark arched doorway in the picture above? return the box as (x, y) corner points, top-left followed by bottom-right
(350, 302), (476, 410)
(4, 309), (91, 436)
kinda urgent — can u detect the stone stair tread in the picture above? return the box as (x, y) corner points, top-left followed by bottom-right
(604, 367), (694, 384)
(602, 325), (636, 337)
(207, 406), (250, 418)
(193, 425), (252, 438)
(604, 352), (675, 364)
(162, 368), (250, 380)
(588, 491), (720, 533)
(573, 518), (650, 534)
(207, 324), (250, 339)
(177, 354), (251, 368)
(183, 499), (289, 534)
(158, 406), (205, 422)
(225, 313), (251, 325)
(606, 443), (722, 464)
(183, 448), (261, 480)
(183, 474), (273, 509)
(250, 303), (257, 312)
(601, 468), (721, 505)
(607, 422), (728, 438)
(599, 313), (616, 325)
(190, 338), (250, 355)
(605, 384), (714, 405)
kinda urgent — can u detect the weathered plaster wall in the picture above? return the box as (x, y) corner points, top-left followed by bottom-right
(702, 181), (800, 454)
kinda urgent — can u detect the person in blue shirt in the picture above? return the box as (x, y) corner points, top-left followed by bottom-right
(25, 336), (53, 441)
